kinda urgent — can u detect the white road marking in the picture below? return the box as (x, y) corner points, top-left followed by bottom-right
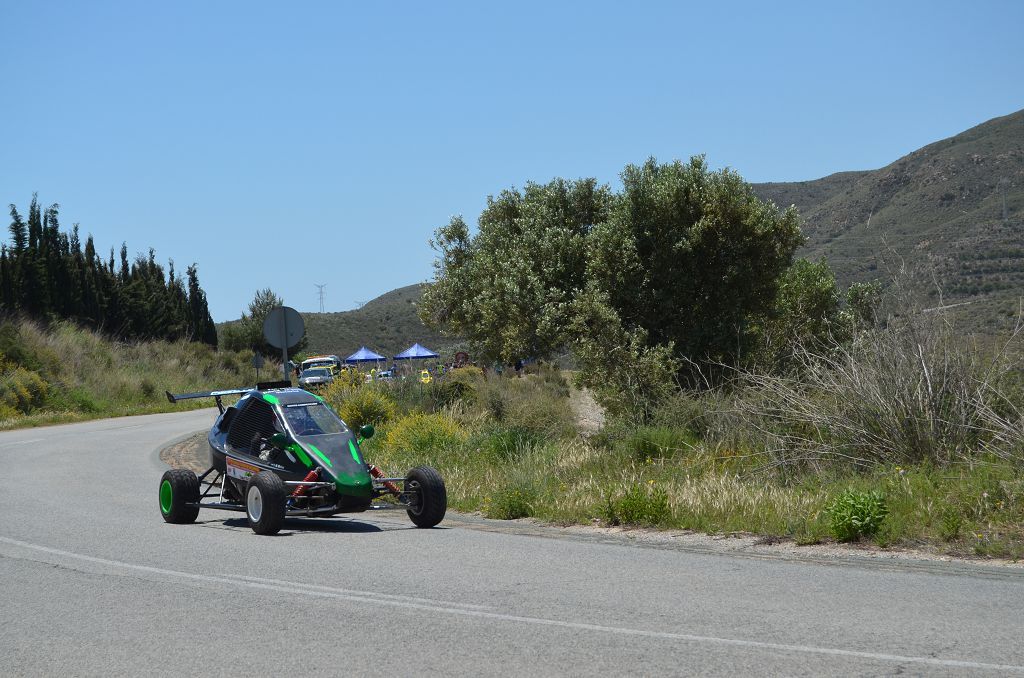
(0, 438), (44, 448)
(1, 534), (1022, 673)
(224, 574), (496, 610)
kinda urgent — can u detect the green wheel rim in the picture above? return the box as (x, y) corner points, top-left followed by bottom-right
(160, 479), (173, 514)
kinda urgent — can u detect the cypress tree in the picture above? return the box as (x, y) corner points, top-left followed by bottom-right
(0, 247), (11, 312)
(4, 196), (218, 345)
(119, 243), (129, 283)
(8, 205), (27, 253)
(187, 264), (217, 347)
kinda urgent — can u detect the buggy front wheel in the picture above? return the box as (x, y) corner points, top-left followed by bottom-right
(405, 466), (447, 528)
(246, 472), (287, 535)
(159, 469), (200, 524)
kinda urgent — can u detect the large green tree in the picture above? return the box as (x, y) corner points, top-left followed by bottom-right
(581, 157), (803, 377)
(419, 178), (613, 362)
(566, 157), (804, 415)
(423, 157), (815, 418)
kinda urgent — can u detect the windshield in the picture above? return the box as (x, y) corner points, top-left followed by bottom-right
(282, 402), (349, 436)
(301, 368), (330, 378)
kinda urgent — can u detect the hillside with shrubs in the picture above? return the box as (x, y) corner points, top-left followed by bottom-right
(0, 318), (264, 428)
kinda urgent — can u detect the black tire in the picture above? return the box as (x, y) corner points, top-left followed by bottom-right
(405, 465), (447, 528)
(245, 472), (287, 535)
(159, 469), (200, 524)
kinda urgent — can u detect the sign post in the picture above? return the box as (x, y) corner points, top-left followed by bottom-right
(262, 306), (305, 382)
(251, 352), (265, 382)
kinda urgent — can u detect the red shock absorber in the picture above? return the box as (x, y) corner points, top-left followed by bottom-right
(369, 465), (401, 496)
(291, 468), (320, 497)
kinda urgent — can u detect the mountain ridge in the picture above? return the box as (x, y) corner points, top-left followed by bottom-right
(227, 109), (1024, 354)
(752, 108), (1024, 331)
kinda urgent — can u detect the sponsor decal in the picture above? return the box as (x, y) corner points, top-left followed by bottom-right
(226, 456), (262, 481)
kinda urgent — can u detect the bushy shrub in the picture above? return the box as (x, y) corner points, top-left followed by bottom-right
(486, 482), (537, 519)
(0, 402), (19, 421)
(0, 321), (61, 378)
(827, 489), (888, 542)
(0, 367), (49, 414)
(331, 386), (397, 431)
(433, 379), (475, 408)
(532, 363), (570, 398)
(482, 389), (507, 422)
(605, 484), (670, 526)
(378, 377), (434, 413)
(376, 367), (484, 414)
(451, 366), (484, 379)
(476, 424), (540, 461)
(218, 352), (243, 375)
(939, 508), (963, 542)
(335, 367), (364, 388)
(384, 412), (465, 453)
(66, 387), (103, 413)
(474, 374), (575, 439)
(650, 392), (708, 436)
(627, 426), (695, 462)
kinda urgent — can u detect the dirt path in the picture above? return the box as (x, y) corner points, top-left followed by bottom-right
(568, 385), (605, 436)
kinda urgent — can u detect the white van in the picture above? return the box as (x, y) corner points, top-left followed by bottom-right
(301, 355), (343, 374)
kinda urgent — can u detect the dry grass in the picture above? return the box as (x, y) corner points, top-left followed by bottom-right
(356, 323), (1024, 556)
(702, 302), (1024, 471)
(0, 318), (264, 428)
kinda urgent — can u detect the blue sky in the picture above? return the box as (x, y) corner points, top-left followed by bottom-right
(2, 1), (1022, 321)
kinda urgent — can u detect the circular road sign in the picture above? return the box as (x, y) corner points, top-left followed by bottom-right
(262, 306), (305, 350)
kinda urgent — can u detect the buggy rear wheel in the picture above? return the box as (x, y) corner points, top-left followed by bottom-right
(246, 472), (286, 535)
(405, 466), (446, 528)
(159, 469), (200, 524)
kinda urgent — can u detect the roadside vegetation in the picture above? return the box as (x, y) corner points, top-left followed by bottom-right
(404, 155), (1024, 559)
(7, 155), (1023, 560)
(0, 317), (263, 429)
(326, 345), (1024, 560)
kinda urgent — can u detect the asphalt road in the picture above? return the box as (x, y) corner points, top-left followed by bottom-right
(1, 410), (1023, 677)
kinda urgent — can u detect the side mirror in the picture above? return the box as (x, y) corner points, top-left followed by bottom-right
(269, 432), (289, 448)
(359, 424), (375, 441)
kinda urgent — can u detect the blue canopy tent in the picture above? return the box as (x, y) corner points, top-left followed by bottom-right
(392, 343), (440, 381)
(345, 346), (387, 364)
(392, 343), (439, 360)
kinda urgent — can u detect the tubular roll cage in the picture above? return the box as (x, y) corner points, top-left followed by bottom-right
(190, 466), (419, 517)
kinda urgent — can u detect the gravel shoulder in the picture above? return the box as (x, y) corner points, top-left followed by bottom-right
(158, 431), (208, 473)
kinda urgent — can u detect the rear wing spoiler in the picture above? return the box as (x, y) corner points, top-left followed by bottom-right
(165, 388), (252, 414)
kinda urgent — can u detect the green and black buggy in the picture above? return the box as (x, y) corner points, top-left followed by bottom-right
(159, 381), (446, 535)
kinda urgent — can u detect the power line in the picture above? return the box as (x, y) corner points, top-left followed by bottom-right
(315, 283), (327, 313)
